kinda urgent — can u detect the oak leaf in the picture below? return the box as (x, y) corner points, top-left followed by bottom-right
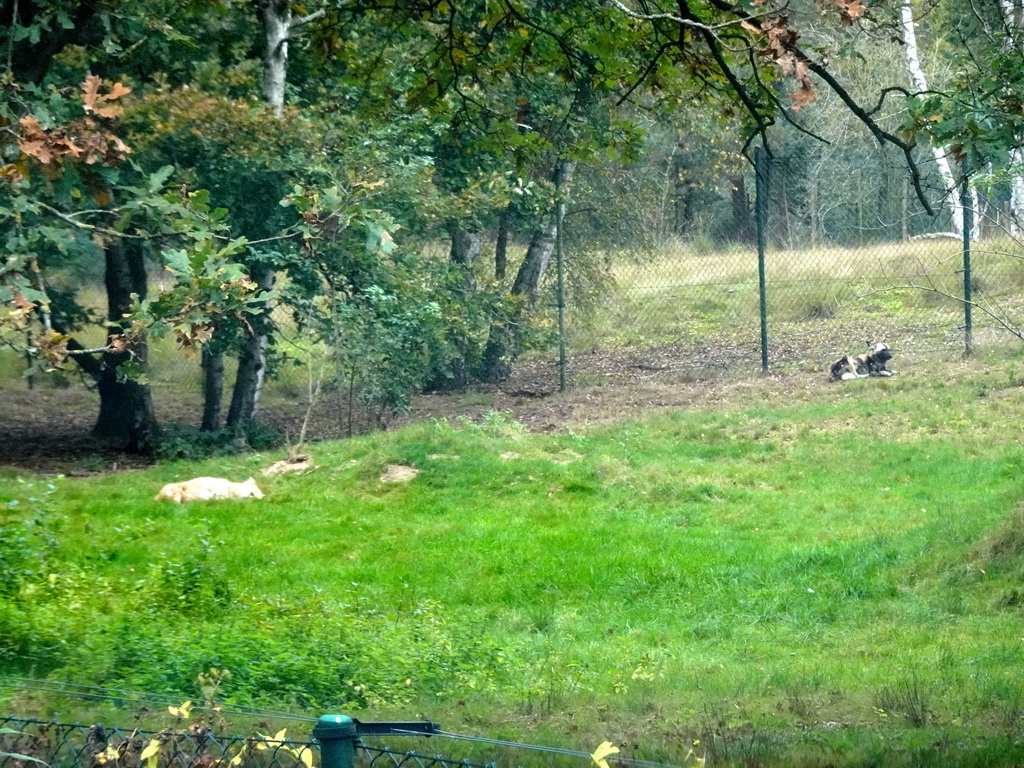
(81, 75), (132, 118)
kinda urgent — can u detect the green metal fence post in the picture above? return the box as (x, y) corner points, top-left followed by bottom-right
(960, 160), (974, 357)
(754, 145), (770, 373)
(313, 715), (358, 768)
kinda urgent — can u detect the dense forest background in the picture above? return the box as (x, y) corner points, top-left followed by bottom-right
(3, 0), (1024, 456)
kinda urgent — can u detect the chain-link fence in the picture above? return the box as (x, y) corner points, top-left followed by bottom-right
(569, 145), (1024, 381)
(1, 715), (666, 768)
(0, 717), (500, 768)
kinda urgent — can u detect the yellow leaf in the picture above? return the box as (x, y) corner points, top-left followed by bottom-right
(296, 747), (314, 768)
(168, 700), (193, 718)
(141, 739), (162, 768)
(591, 741), (620, 768)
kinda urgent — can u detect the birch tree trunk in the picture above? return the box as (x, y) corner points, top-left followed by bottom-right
(449, 224), (481, 287)
(258, 0), (290, 116)
(1009, 150), (1024, 236)
(225, 2), (323, 438)
(226, 262), (275, 434)
(901, 0), (979, 239)
(999, 0), (1024, 236)
(510, 158), (577, 303)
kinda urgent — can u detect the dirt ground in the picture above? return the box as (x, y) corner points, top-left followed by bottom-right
(0, 335), (933, 475)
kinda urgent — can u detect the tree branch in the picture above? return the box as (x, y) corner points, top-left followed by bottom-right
(606, 0), (750, 32)
(39, 202), (146, 239)
(56, 332), (105, 378)
(802, 60), (933, 214)
(616, 40), (675, 105)
(289, 8), (325, 30)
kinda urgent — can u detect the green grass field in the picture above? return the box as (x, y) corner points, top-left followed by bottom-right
(5, 352), (1024, 767)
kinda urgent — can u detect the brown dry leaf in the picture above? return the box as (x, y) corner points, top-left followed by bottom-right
(11, 292), (34, 311)
(81, 75), (102, 111)
(108, 334), (131, 353)
(837, 0), (866, 23)
(19, 115), (44, 138)
(93, 104), (123, 119)
(791, 79), (817, 110)
(82, 76), (132, 119)
(18, 139), (52, 164)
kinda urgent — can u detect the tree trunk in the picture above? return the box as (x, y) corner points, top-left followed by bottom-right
(902, 174), (910, 241)
(200, 345), (225, 431)
(479, 157), (576, 383)
(808, 171), (821, 247)
(1009, 148), (1024, 236)
(422, 224), (482, 392)
(226, 262), (274, 435)
(729, 175), (754, 243)
(511, 158), (576, 305)
(999, 0), (1024, 235)
(674, 154), (694, 236)
(449, 223), (481, 284)
(901, 1), (979, 239)
(92, 237), (158, 454)
(223, 0), (318, 438)
(258, 0), (290, 116)
(495, 205), (511, 281)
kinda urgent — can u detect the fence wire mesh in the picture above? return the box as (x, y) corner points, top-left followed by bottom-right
(570, 148), (1024, 379)
(0, 718), (497, 768)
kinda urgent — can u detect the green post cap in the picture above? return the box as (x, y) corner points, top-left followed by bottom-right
(313, 715), (357, 740)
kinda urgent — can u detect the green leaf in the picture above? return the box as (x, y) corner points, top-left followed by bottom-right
(164, 249), (192, 279)
(147, 166), (176, 193)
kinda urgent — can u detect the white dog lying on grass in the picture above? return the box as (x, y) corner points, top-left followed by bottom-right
(154, 477), (264, 503)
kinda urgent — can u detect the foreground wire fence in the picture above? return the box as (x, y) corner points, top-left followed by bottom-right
(2, 715), (678, 768)
(0, 717), (500, 768)
(1, 716), (319, 768)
